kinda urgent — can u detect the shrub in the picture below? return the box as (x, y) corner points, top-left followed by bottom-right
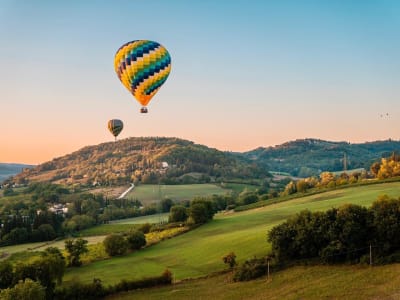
(126, 230), (146, 250)
(103, 234), (128, 256)
(222, 252), (237, 269)
(0, 279), (45, 300)
(233, 257), (267, 281)
(138, 222), (152, 234)
(168, 205), (188, 223)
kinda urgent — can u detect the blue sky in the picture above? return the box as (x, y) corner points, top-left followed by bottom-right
(1, 0), (400, 164)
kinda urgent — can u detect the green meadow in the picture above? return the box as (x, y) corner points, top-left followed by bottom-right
(126, 184), (228, 205)
(109, 213), (170, 224)
(63, 181), (400, 286)
(107, 263), (400, 300)
(78, 214), (170, 236)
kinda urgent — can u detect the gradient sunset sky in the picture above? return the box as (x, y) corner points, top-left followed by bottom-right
(1, 0), (400, 164)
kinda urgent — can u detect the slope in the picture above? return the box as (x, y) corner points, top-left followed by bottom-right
(244, 138), (400, 177)
(62, 181), (400, 285)
(11, 137), (270, 186)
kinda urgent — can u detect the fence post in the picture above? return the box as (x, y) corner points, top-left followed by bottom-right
(369, 244), (372, 266)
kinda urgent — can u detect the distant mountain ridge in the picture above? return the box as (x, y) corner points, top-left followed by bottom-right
(243, 138), (400, 177)
(0, 163), (34, 183)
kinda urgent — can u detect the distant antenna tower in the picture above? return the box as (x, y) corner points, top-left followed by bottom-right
(343, 153), (348, 171)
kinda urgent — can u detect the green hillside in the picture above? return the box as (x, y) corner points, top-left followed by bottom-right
(126, 183), (228, 205)
(244, 138), (400, 177)
(107, 264), (400, 300)
(11, 137), (270, 186)
(63, 181), (400, 285)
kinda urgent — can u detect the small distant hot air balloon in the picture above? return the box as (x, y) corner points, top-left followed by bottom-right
(108, 119), (123, 141)
(114, 40), (171, 113)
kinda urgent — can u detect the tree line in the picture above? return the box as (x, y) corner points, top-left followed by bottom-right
(268, 195), (400, 264)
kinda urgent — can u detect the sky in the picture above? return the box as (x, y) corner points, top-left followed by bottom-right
(1, 0), (400, 165)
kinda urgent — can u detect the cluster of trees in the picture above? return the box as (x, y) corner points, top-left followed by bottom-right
(370, 153), (400, 179)
(244, 138), (400, 177)
(0, 210), (63, 246)
(11, 137), (271, 187)
(168, 197), (219, 225)
(281, 170), (368, 196)
(0, 247), (65, 299)
(0, 244), (172, 299)
(268, 196), (400, 264)
(280, 153), (400, 198)
(0, 183), (171, 246)
(103, 230), (146, 257)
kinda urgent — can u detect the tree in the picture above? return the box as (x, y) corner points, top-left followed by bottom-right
(160, 198), (174, 213)
(191, 198), (215, 221)
(126, 230), (146, 250)
(168, 205), (188, 223)
(41, 247), (66, 285)
(37, 224), (56, 241)
(3, 187), (16, 197)
(13, 249), (65, 299)
(370, 196), (400, 256)
(282, 181), (297, 196)
(296, 179), (308, 193)
(222, 252), (237, 269)
(238, 191), (259, 205)
(0, 261), (13, 289)
(64, 238), (88, 267)
(0, 279), (45, 300)
(5, 227), (29, 245)
(370, 161), (380, 177)
(103, 234), (128, 256)
(189, 203), (209, 224)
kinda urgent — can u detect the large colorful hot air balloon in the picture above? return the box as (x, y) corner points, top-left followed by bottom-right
(114, 40), (171, 113)
(108, 119), (123, 141)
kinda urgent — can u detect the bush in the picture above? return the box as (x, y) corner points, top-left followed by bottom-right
(168, 205), (188, 223)
(233, 257), (267, 281)
(222, 252), (237, 269)
(0, 261), (13, 289)
(138, 223), (152, 234)
(54, 270), (173, 299)
(126, 230), (146, 250)
(103, 234), (128, 256)
(0, 279), (45, 300)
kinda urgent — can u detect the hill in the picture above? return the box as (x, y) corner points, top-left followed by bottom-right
(11, 137), (270, 186)
(62, 181), (400, 285)
(9, 137), (400, 186)
(107, 264), (400, 300)
(243, 138), (400, 177)
(0, 163), (34, 183)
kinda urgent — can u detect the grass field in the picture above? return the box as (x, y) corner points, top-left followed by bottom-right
(62, 181), (400, 285)
(79, 224), (139, 236)
(107, 263), (400, 300)
(0, 235), (106, 260)
(126, 184), (228, 205)
(109, 213), (169, 224)
(220, 182), (258, 193)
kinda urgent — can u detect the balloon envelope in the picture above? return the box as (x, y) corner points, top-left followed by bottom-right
(108, 119), (123, 138)
(114, 40), (171, 111)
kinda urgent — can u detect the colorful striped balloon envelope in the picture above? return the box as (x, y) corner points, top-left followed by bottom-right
(114, 40), (171, 113)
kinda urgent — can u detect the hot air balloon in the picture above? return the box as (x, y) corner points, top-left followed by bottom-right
(108, 119), (123, 141)
(114, 40), (171, 113)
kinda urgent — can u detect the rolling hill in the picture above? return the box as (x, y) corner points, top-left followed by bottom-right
(0, 163), (34, 183)
(11, 137), (270, 186)
(62, 181), (400, 285)
(9, 137), (400, 186)
(243, 138), (400, 177)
